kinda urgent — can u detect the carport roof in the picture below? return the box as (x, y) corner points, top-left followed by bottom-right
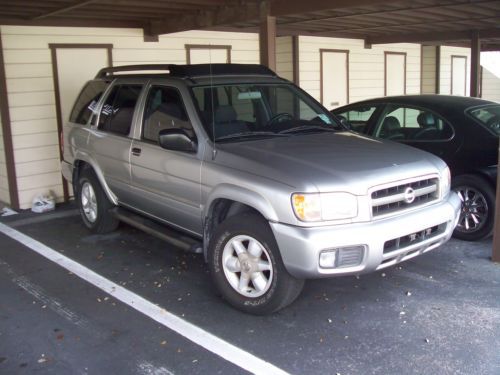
(0, 0), (499, 48)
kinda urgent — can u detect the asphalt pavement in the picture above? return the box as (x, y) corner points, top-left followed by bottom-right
(1, 203), (499, 375)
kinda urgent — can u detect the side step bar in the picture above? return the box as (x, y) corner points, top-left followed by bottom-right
(110, 207), (203, 254)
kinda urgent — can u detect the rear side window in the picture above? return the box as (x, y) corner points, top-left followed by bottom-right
(98, 84), (142, 136)
(70, 80), (109, 125)
(375, 105), (454, 141)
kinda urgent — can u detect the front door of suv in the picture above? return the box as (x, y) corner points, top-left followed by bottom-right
(88, 82), (144, 202)
(128, 84), (203, 236)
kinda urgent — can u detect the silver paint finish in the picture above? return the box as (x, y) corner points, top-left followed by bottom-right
(61, 72), (460, 279)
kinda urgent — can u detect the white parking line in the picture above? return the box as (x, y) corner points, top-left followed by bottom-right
(0, 222), (289, 375)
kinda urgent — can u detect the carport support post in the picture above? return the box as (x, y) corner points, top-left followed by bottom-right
(470, 31), (481, 97)
(259, 1), (276, 71)
(492, 142), (500, 263)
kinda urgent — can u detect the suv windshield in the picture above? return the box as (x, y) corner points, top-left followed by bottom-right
(191, 83), (341, 141)
(467, 104), (500, 135)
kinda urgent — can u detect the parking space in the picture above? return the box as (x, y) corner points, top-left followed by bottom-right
(1, 204), (499, 375)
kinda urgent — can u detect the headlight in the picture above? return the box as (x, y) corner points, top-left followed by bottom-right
(440, 166), (451, 198)
(292, 192), (358, 222)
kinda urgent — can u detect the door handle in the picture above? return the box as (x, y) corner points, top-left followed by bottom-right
(131, 147), (142, 156)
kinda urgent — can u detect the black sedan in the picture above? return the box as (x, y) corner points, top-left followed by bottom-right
(332, 95), (499, 241)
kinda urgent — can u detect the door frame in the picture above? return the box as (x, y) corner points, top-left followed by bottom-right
(384, 51), (407, 96)
(185, 44), (232, 64)
(49, 43), (113, 201)
(320, 48), (350, 107)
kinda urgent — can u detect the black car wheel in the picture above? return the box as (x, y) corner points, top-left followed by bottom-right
(452, 174), (495, 241)
(208, 213), (304, 315)
(77, 169), (119, 234)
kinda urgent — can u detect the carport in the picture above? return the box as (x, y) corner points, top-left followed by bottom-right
(0, 1), (499, 374)
(1, 0), (499, 259)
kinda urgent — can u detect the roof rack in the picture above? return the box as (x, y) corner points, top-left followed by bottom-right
(95, 63), (276, 79)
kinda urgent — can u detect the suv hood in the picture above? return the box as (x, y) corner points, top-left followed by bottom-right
(213, 132), (446, 194)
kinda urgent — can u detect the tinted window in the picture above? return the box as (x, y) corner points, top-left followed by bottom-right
(375, 105), (453, 141)
(142, 86), (194, 143)
(467, 105), (500, 135)
(98, 84), (142, 136)
(70, 80), (109, 125)
(336, 106), (377, 133)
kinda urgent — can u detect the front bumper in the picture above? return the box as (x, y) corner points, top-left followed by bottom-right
(271, 192), (461, 279)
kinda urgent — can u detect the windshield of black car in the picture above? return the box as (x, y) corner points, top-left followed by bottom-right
(467, 104), (500, 135)
(190, 83), (341, 141)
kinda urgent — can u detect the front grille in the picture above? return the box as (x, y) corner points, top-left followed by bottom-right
(371, 177), (439, 218)
(383, 223), (447, 254)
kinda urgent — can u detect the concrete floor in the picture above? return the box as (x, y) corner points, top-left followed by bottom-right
(0, 203), (499, 375)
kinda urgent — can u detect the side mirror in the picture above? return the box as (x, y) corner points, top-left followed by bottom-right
(340, 118), (352, 131)
(336, 115), (352, 131)
(158, 128), (197, 153)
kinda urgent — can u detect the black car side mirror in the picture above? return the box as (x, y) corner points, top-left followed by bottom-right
(336, 115), (352, 130)
(158, 128), (197, 153)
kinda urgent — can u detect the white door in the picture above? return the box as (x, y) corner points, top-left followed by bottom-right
(451, 56), (467, 96)
(55, 48), (110, 124)
(188, 48), (229, 64)
(321, 50), (348, 110)
(54, 47), (111, 198)
(385, 53), (406, 96)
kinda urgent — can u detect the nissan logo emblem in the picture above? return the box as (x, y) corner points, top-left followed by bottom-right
(404, 187), (416, 204)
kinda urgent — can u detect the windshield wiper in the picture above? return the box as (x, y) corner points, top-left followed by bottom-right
(278, 125), (339, 134)
(215, 131), (289, 142)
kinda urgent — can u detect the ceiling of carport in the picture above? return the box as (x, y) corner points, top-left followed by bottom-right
(0, 0), (499, 49)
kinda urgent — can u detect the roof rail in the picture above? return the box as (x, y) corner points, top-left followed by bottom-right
(95, 64), (174, 79)
(95, 63), (276, 79)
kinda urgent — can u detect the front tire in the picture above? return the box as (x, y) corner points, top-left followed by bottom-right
(208, 213), (304, 315)
(452, 174), (495, 241)
(77, 169), (119, 234)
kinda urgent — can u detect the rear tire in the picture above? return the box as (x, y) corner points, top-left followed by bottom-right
(208, 213), (304, 315)
(77, 168), (119, 234)
(452, 174), (495, 241)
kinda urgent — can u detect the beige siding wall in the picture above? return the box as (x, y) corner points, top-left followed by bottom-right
(439, 46), (471, 96)
(0, 106), (10, 205)
(481, 68), (500, 102)
(480, 52), (500, 102)
(0, 26), (259, 209)
(297, 36), (421, 104)
(276, 36), (294, 81)
(421, 45), (437, 94)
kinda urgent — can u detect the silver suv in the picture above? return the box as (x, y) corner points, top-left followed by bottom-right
(61, 64), (461, 314)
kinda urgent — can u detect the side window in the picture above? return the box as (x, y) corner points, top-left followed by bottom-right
(98, 84), (142, 136)
(69, 80), (109, 125)
(336, 106), (377, 133)
(142, 86), (194, 143)
(375, 105), (453, 141)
